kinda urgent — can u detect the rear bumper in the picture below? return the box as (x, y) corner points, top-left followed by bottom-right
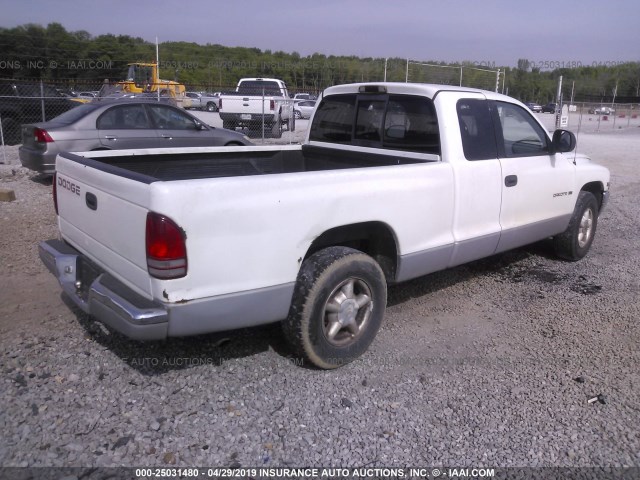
(219, 112), (276, 123)
(39, 239), (295, 341)
(19, 146), (56, 175)
(39, 239), (169, 340)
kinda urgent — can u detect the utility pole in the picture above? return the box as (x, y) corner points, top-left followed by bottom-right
(555, 75), (563, 129)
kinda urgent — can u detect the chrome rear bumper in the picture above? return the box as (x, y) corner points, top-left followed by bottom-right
(39, 239), (169, 340)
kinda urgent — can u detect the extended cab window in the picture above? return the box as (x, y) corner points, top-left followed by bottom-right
(457, 99), (498, 161)
(383, 95), (439, 154)
(496, 101), (549, 157)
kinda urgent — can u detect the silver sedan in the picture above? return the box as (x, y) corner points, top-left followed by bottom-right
(19, 99), (252, 174)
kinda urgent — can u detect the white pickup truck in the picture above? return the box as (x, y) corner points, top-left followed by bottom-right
(40, 82), (610, 369)
(218, 78), (294, 138)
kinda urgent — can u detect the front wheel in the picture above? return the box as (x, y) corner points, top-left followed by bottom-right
(553, 191), (599, 261)
(282, 247), (387, 369)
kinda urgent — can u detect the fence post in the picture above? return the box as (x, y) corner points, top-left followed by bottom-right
(0, 113), (7, 164)
(40, 80), (46, 122)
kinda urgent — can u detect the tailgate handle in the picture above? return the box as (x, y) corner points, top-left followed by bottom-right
(86, 192), (98, 211)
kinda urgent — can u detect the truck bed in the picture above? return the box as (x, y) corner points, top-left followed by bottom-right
(67, 144), (436, 183)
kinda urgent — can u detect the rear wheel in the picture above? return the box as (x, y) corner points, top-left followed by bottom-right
(553, 191), (599, 261)
(206, 102), (217, 112)
(294, 110), (301, 119)
(282, 247), (387, 369)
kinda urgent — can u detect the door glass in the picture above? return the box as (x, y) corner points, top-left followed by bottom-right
(496, 102), (548, 157)
(148, 104), (198, 130)
(97, 105), (151, 129)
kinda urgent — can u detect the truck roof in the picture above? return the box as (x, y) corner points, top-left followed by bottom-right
(322, 82), (513, 102)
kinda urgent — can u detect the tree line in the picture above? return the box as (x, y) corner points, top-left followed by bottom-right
(1, 23), (638, 103)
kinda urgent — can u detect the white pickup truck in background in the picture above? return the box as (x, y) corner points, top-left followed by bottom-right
(40, 82), (610, 369)
(218, 78), (294, 137)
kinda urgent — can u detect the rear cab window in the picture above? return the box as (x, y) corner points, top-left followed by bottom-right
(310, 93), (440, 155)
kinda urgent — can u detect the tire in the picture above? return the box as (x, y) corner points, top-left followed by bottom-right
(206, 102), (217, 112)
(553, 191), (599, 261)
(271, 120), (282, 138)
(294, 110), (301, 119)
(282, 247), (387, 369)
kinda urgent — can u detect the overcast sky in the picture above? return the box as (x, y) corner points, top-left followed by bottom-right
(1, 0), (639, 67)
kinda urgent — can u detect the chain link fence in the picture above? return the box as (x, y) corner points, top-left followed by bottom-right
(0, 79), (310, 164)
(2, 77), (639, 167)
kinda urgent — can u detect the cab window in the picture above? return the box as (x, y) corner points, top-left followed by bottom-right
(495, 101), (549, 157)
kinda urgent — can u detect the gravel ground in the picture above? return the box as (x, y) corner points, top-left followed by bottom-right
(0, 126), (639, 470)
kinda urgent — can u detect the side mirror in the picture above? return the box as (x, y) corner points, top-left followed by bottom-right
(551, 129), (576, 153)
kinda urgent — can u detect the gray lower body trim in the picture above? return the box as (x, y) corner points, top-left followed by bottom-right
(395, 244), (453, 283)
(600, 190), (610, 214)
(166, 283), (295, 337)
(39, 239), (294, 341)
(395, 216), (571, 283)
(495, 215), (571, 254)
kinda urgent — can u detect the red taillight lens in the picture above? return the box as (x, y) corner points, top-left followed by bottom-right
(53, 172), (58, 215)
(34, 128), (54, 143)
(270, 99), (275, 111)
(145, 213), (187, 279)
(218, 98), (222, 110)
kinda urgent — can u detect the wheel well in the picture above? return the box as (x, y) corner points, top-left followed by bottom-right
(581, 182), (605, 209)
(305, 222), (398, 282)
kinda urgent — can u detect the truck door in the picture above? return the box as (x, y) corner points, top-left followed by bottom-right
(436, 92), (503, 267)
(493, 101), (575, 253)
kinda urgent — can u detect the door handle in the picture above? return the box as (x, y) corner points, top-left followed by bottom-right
(505, 175), (518, 187)
(104, 135), (117, 140)
(160, 134), (173, 139)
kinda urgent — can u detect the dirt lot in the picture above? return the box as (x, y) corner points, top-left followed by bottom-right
(0, 127), (639, 470)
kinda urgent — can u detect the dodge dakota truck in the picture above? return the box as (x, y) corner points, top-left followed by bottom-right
(40, 82), (610, 369)
(218, 78), (294, 138)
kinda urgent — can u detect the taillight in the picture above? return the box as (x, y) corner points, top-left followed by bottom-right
(145, 213), (187, 279)
(218, 98), (222, 110)
(53, 172), (58, 215)
(34, 128), (54, 143)
(270, 99), (275, 111)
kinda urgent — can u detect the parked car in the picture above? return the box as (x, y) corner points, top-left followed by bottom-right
(542, 103), (557, 113)
(19, 99), (252, 175)
(293, 93), (317, 103)
(0, 83), (79, 145)
(525, 102), (542, 113)
(294, 100), (316, 119)
(588, 106), (614, 115)
(185, 92), (220, 112)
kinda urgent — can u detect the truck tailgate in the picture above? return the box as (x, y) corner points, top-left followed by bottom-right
(55, 153), (153, 298)
(222, 96), (269, 114)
